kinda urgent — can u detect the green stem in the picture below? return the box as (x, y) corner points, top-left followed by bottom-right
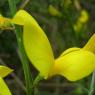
(32, 74), (43, 95)
(32, 74), (43, 88)
(88, 72), (95, 95)
(8, 0), (33, 95)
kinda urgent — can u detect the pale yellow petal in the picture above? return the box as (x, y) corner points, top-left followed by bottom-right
(60, 47), (80, 57)
(0, 66), (13, 78)
(0, 78), (12, 95)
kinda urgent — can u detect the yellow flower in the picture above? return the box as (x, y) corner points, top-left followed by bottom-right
(0, 66), (13, 95)
(12, 10), (95, 81)
(79, 10), (89, 23)
(48, 5), (62, 17)
(74, 10), (89, 33)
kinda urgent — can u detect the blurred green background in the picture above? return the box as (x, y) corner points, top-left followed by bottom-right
(0, 0), (95, 95)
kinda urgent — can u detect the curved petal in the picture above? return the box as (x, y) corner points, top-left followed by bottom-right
(12, 10), (39, 26)
(60, 47), (80, 57)
(12, 10), (54, 78)
(0, 66), (13, 78)
(83, 34), (95, 53)
(0, 78), (12, 95)
(51, 50), (95, 81)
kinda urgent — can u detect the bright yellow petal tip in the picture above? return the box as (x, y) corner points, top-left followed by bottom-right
(12, 10), (39, 26)
(60, 47), (81, 57)
(0, 66), (13, 78)
(83, 34), (95, 53)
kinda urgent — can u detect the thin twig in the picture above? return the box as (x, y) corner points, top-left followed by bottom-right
(88, 72), (95, 95)
(19, 0), (30, 9)
(0, 54), (10, 58)
(36, 82), (88, 92)
(73, 0), (81, 11)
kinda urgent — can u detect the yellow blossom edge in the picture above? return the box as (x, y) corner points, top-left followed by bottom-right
(0, 78), (12, 95)
(60, 47), (81, 57)
(83, 34), (95, 53)
(12, 10), (54, 78)
(0, 66), (13, 78)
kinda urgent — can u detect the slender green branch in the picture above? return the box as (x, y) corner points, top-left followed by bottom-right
(88, 72), (95, 95)
(19, 0), (30, 9)
(32, 74), (43, 88)
(8, 0), (33, 95)
(32, 74), (43, 95)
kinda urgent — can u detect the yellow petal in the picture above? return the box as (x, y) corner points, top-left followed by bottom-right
(0, 15), (12, 30)
(12, 10), (54, 78)
(83, 34), (95, 53)
(73, 10), (89, 32)
(79, 10), (89, 23)
(0, 66), (13, 78)
(0, 78), (12, 95)
(0, 16), (11, 24)
(60, 47), (80, 57)
(51, 50), (95, 81)
(12, 10), (39, 26)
